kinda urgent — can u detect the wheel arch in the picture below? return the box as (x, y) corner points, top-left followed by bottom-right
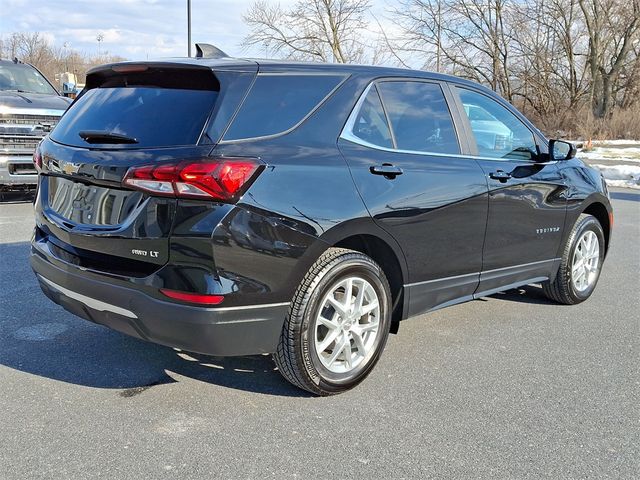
(332, 233), (406, 333)
(290, 218), (408, 334)
(582, 200), (612, 254)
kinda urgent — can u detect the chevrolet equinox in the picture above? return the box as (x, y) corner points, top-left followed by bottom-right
(31, 45), (612, 395)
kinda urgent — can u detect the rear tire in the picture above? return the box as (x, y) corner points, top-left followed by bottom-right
(274, 248), (391, 395)
(542, 214), (605, 305)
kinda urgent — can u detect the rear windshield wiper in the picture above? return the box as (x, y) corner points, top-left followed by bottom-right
(79, 130), (138, 144)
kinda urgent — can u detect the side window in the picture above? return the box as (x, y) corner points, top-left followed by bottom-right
(223, 74), (344, 141)
(349, 85), (393, 149)
(376, 81), (460, 154)
(457, 88), (537, 160)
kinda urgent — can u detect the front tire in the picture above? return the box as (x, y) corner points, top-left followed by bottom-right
(542, 214), (605, 305)
(274, 248), (391, 395)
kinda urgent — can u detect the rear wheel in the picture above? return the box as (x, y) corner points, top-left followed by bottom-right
(542, 214), (605, 305)
(274, 248), (391, 395)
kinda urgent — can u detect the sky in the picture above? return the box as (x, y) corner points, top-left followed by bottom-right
(0, 0), (389, 61)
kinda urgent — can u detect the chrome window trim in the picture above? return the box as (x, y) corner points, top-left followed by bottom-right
(342, 130), (551, 163)
(340, 79), (466, 158)
(340, 80), (555, 164)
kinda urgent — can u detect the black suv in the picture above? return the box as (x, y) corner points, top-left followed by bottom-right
(31, 46), (612, 395)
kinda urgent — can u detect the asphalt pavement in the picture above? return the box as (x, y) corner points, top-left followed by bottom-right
(0, 189), (638, 479)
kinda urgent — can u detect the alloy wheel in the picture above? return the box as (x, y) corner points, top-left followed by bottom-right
(314, 276), (380, 374)
(571, 230), (600, 292)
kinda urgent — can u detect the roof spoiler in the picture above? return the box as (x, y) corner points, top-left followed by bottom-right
(195, 43), (229, 59)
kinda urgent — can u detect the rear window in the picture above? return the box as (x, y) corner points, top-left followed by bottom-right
(51, 87), (218, 149)
(223, 74), (345, 141)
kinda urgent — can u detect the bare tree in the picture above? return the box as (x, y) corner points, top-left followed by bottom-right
(243, 0), (372, 63)
(1, 32), (125, 86)
(390, 0), (640, 134)
(510, 0), (589, 127)
(578, 0), (640, 117)
(620, 41), (640, 108)
(392, 0), (518, 100)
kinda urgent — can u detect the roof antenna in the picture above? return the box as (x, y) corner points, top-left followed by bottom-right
(195, 43), (229, 59)
(13, 57), (20, 64)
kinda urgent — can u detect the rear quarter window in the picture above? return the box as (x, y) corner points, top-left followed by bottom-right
(222, 74), (345, 141)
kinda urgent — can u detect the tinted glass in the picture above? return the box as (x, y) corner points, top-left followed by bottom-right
(377, 81), (459, 154)
(0, 63), (57, 95)
(457, 88), (537, 160)
(51, 87), (218, 148)
(350, 85), (393, 148)
(223, 74), (343, 140)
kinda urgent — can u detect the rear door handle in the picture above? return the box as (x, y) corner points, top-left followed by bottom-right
(489, 170), (512, 182)
(370, 164), (403, 179)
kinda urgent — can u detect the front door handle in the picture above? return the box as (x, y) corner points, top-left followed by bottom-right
(370, 163), (403, 179)
(489, 170), (512, 182)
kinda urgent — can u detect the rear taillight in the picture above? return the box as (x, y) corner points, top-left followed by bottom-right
(122, 158), (262, 201)
(33, 146), (42, 171)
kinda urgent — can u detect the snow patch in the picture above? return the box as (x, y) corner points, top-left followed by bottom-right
(590, 164), (640, 190)
(591, 139), (640, 146)
(578, 147), (640, 163)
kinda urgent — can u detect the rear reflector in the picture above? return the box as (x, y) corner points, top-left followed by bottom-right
(160, 289), (224, 305)
(123, 158), (262, 201)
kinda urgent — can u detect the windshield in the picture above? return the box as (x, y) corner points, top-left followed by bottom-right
(0, 63), (57, 95)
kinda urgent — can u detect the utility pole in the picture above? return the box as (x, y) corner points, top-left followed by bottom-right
(187, 0), (192, 57)
(63, 42), (69, 71)
(436, 0), (441, 73)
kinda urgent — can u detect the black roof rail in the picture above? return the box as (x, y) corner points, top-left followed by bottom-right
(195, 43), (229, 59)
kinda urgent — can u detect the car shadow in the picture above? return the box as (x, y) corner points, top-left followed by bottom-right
(0, 241), (310, 397)
(1, 239), (561, 396)
(488, 285), (557, 305)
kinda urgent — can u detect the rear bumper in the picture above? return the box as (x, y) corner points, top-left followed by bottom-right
(30, 247), (289, 356)
(0, 155), (38, 187)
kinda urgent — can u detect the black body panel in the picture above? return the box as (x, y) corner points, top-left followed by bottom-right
(339, 140), (488, 315)
(473, 159), (567, 295)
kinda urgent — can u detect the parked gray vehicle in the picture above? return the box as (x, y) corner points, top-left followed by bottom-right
(0, 59), (70, 193)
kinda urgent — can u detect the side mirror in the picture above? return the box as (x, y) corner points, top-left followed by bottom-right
(549, 139), (576, 161)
